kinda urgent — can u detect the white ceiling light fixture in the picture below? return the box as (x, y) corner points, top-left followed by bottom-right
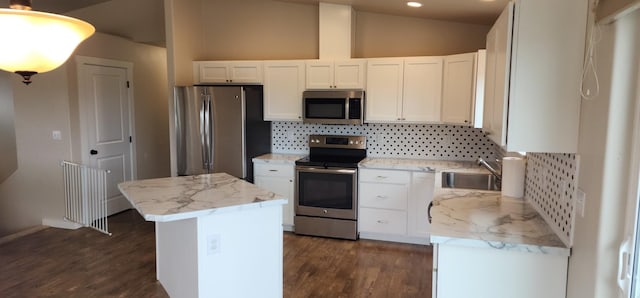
(0, 0), (95, 85)
(407, 2), (423, 8)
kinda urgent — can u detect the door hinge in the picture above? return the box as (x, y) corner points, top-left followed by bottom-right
(126, 81), (130, 88)
(129, 136), (132, 143)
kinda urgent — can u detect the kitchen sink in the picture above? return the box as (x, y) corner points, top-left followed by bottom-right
(441, 172), (500, 191)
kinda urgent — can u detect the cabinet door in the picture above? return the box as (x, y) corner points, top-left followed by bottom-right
(402, 57), (443, 123)
(483, 3), (513, 147)
(408, 172), (435, 238)
(198, 61), (230, 83)
(442, 53), (476, 125)
(228, 62), (263, 83)
(306, 60), (334, 89)
(254, 175), (295, 227)
(365, 58), (404, 122)
(263, 61), (305, 121)
(334, 60), (366, 89)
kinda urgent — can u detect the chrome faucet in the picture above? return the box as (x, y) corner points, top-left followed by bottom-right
(477, 157), (502, 185)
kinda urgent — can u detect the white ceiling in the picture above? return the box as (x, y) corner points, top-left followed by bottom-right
(0, 0), (509, 47)
(279, 0), (510, 25)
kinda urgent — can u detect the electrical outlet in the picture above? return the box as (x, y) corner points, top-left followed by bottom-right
(207, 234), (221, 255)
(52, 130), (62, 140)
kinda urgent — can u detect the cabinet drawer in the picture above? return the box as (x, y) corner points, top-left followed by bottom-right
(359, 183), (408, 210)
(359, 208), (407, 235)
(359, 169), (410, 184)
(254, 163), (294, 178)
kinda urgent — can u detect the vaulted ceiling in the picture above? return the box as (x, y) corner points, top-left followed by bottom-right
(0, 0), (508, 47)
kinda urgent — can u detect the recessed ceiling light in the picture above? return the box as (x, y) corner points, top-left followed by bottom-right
(407, 2), (423, 8)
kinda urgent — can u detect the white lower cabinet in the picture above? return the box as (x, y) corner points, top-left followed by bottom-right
(432, 243), (568, 298)
(358, 168), (434, 244)
(253, 163), (295, 231)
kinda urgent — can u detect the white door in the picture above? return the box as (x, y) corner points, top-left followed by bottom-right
(78, 57), (134, 216)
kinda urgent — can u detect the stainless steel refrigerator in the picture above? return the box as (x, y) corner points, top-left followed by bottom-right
(174, 85), (271, 182)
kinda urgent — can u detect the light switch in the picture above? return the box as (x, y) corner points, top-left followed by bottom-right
(52, 130), (62, 140)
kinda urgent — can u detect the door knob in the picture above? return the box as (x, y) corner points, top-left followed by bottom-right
(90, 149), (98, 155)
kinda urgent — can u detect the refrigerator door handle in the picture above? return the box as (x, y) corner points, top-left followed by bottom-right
(200, 95), (209, 171)
(205, 95), (214, 172)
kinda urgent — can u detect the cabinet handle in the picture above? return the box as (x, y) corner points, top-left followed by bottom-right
(376, 176), (387, 179)
(377, 220), (389, 224)
(428, 201), (434, 224)
(375, 195), (388, 200)
(269, 169), (278, 172)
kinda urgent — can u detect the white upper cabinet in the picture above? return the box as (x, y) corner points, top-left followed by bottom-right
(366, 58), (404, 122)
(263, 61), (305, 121)
(403, 57), (443, 123)
(194, 61), (263, 84)
(366, 57), (443, 123)
(483, 0), (587, 153)
(441, 52), (477, 125)
(305, 59), (366, 89)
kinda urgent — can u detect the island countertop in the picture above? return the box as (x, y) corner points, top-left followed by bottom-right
(118, 173), (287, 222)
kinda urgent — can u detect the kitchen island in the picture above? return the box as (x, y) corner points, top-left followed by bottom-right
(118, 173), (287, 298)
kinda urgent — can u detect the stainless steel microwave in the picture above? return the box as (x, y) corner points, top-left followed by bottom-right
(302, 90), (365, 125)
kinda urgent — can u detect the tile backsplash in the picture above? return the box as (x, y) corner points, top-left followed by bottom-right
(271, 122), (498, 161)
(270, 121), (578, 247)
(524, 153), (579, 247)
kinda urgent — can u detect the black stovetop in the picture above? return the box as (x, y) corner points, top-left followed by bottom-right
(295, 146), (367, 168)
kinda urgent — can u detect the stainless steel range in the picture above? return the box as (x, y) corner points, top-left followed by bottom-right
(294, 135), (366, 240)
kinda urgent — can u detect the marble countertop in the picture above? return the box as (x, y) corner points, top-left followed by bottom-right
(430, 190), (569, 256)
(359, 157), (479, 172)
(118, 173), (287, 222)
(252, 153), (306, 164)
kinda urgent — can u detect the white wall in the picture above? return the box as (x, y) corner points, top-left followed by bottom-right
(0, 33), (169, 237)
(567, 8), (640, 298)
(0, 68), (73, 236)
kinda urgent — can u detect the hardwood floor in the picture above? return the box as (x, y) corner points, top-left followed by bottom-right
(0, 210), (432, 297)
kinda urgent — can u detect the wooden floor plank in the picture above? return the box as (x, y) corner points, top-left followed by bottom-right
(0, 210), (432, 297)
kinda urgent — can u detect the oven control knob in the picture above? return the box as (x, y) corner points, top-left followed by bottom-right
(349, 140), (354, 144)
(323, 209), (328, 214)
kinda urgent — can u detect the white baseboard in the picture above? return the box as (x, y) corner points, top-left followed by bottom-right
(42, 217), (82, 230)
(0, 225), (48, 245)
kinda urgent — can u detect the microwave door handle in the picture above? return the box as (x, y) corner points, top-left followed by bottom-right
(345, 97), (349, 120)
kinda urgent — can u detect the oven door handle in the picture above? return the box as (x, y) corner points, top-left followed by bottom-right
(296, 167), (357, 175)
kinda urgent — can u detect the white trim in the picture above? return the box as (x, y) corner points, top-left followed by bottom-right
(620, 46), (640, 298)
(0, 225), (48, 245)
(42, 218), (82, 230)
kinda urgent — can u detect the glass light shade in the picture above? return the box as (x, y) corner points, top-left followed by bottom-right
(0, 9), (95, 74)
